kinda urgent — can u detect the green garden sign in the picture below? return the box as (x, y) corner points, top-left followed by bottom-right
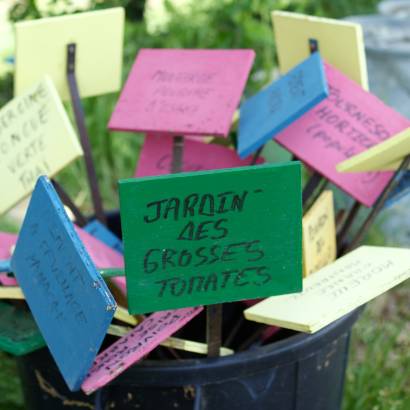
(119, 163), (302, 314)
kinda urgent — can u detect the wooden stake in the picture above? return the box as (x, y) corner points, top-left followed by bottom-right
(250, 146), (264, 165)
(206, 304), (223, 357)
(336, 200), (361, 255)
(171, 136), (184, 174)
(302, 171), (324, 208)
(0, 287), (24, 300)
(113, 306), (139, 326)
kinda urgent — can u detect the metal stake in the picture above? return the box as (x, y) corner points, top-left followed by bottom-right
(52, 179), (88, 227)
(336, 200), (361, 255)
(66, 43), (106, 225)
(171, 136), (184, 173)
(344, 155), (410, 254)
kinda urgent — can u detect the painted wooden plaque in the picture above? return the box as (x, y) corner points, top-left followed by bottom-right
(0, 77), (83, 214)
(83, 220), (126, 296)
(107, 325), (233, 355)
(75, 226), (124, 269)
(82, 307), (202, 394)
(84, 220), (123, 254)
(275, 63), (410, 207)
(337, 127), (410, 172)
(80, 222), (126, 296)
(109, 49), (255, 137)
(381, 159), (408, 171)
(119, 163), (302, 314)
(244, 246), (410, 333)
(0, 272), (16, 287)
(0, 233), (16, 260)
(10, 176), (116, 391)
(272, 11), (368, 89)
(15, 8), (125, 101)
(136, 134), (263, 177)
(0, 287), (24, 299)
(0, 232), (17, 286)
(302, 190), (336, 277)
(0, 302), (45, 356)
(237, 53), (328, 158)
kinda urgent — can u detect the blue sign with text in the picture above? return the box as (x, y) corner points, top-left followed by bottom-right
(84, 219), (124, 254)
(237, 52), (328, 158)
(11, 176), (116, 391)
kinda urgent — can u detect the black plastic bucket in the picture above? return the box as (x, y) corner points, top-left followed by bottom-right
(16, 306), (361, 410)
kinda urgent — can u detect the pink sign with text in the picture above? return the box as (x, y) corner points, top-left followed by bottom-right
(135, 134), (264, 177)
(75, 227), (126, 295)
(82, 307), (202, 394)
(109, 49), (255, 137)
(0, 232), (18, 286)
(75, 226), (124, 269)
(275, 63), (410, 207)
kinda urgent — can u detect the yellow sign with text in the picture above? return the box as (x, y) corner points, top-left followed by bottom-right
(337, 127), (410, 172)
(272, 11), (368, 90)
(14, 8), (124, 101)
(302, 190), (336, 277)
(244, 246), (410, 333)
(0, 77), (83, 214)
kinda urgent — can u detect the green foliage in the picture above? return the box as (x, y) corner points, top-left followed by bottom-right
(344, 282), (410, 410)
(8, 0), (41, 22)
(0, 74), (13, 108)
(0, 353), (24, 410)
(8, 0), (145, 21)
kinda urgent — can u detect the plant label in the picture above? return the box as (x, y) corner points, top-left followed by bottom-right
(272, 11), (368, 89)
(337, 127), (410, 172)
(0, 301), (45, 356)
(244, 246), (410, 333)
(82, 307), (202, 394)
(10, 176), (116, 391)
(238, 52), (328, 158)
(15, 8), (125, 100)
(109, 49), (255, 137)
(302, 190), (336, 277)
(0, 77), (83, 214)
(136, 134), (263, 177)
(119, 163), (302, 314)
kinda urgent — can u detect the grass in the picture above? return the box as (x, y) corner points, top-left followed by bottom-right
(344, 281), (410, 410)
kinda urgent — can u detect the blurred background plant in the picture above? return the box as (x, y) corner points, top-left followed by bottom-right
(0, 1), (409, 410)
